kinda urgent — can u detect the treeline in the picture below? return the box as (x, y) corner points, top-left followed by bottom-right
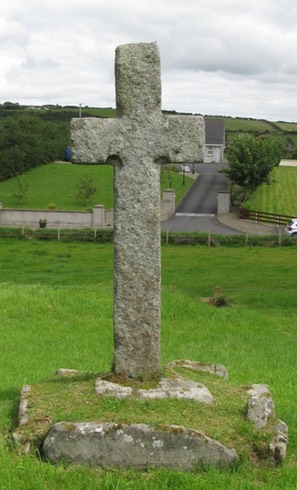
(0, 113), (69, 181)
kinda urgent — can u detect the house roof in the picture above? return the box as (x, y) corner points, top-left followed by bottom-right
(205, 118), (225, 145)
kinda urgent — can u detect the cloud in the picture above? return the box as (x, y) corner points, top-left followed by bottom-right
(1, 0), (297, 120)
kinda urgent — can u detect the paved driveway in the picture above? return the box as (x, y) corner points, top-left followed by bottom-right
(161, 163), (240, 234)
(161, 214), (241, 234)
(176, 163), (228, 214)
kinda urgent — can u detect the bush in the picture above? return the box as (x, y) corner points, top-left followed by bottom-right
(75, 176), (98, 206)
(11, 176), (28, 203)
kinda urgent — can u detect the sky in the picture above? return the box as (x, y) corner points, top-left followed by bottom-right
(2, 0), (297, 122)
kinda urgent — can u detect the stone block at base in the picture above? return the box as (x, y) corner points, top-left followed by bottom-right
(42, 422), (238, 470)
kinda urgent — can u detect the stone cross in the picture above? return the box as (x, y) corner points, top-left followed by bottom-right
(71, 42), (204, 378)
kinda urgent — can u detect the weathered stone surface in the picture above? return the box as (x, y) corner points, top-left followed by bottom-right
(95, 376), (213, 403)
(138, 377), (213, 403)
(95, 380), (133, 398)
(247, 384), (275, 429)
(269, 420), (288, 463)
(166, 360), (228, 380)
(17, 385), (31, 426)
(56, 369), (84, 377)
(71, 42), (204, 379)
(42, 422), (238, 470)
(246, 383), (288, 464)
(12, 385), (32, 453)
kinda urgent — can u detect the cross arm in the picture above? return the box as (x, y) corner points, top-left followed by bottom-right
(161, 115), (205, 163)
(71, 118), (119, 164)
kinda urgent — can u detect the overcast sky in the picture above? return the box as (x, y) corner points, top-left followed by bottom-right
(2, 0), (297, 121)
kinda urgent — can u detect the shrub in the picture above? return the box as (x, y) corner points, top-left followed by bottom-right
(11, 176), (28, 203)
(75, 176), (98, 206)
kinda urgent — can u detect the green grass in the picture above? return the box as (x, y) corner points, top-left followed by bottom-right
(274, 121), (297, 132)
(287, 134), (297, 146)
(0, 240), (297, 487)
(0, 163), (192, 211)
(250, 166), (297, 215)
(223, 118), (276, 133)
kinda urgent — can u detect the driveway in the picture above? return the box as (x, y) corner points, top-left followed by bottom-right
(161, 214), (240, 234)
(176, 163), (228, 214)
(161, 163), (240, 234)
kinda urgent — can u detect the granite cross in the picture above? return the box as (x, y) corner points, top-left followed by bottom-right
(71, 42), (204, 378)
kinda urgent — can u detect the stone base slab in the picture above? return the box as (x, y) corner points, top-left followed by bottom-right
(13, 362), (288, 468)
(95, 375), (213, 403)
(42, 422), (238, 470)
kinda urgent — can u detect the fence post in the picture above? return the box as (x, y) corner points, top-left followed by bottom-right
(166, 228), (169, 245)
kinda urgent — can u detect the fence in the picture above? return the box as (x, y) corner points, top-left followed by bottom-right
(239, 207), (294, 226)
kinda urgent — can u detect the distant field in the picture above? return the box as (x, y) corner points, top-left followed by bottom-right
(274, 121), (297, 131)
(250, 165), (297, 215)
(222, 117), (276, 132)
(0, 162), (193, 210)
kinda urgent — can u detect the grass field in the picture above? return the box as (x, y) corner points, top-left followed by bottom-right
(223, 118), (276, 133)
(0, 239), (297, 488)
(0, 163), (193, 211)
(250, 166), (297, 215)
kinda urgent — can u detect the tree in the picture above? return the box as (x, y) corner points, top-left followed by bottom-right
(11, 176), (28, 203)
(223, 135), (281, 193)
(0, 114), (69, 181)
(75, 176), (97, 206)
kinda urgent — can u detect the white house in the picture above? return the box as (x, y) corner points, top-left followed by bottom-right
(204, 118), (225, 163)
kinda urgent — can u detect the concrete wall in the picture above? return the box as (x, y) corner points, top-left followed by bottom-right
(0, 190), (175, 228)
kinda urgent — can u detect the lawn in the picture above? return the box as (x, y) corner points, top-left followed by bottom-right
(0, 163), (193, 211)
(0, 240), (296, 488)
(250, 166), (297, 215)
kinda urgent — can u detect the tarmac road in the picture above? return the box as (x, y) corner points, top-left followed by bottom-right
(161, 163), (240, 234)
(176, 163), (229, 214)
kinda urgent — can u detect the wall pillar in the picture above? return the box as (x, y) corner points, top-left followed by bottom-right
(162, 189), (175, 214)
(217, 191), (230, 214)
(93, 205), (105, 228)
